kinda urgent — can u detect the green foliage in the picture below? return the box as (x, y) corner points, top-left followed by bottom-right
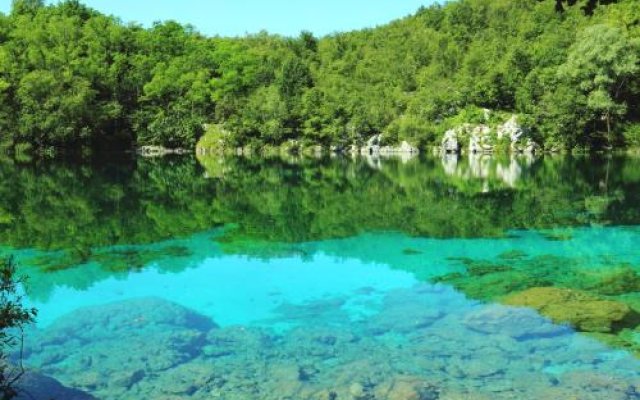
(10, 0), (44, 15)
(0, 257), (37, 400)
(386, 115), (433, 147)
(622, 123), (640, 147)
(0, 0), (637, 151)
(556, 24), (639, 147)
(196, 124), (228, 152)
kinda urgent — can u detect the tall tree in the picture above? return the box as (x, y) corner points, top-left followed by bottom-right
(557, 24), (639, 145)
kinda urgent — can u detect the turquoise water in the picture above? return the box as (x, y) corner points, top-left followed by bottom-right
(3, 154), (640, 399)
(18, 227), (640, 328)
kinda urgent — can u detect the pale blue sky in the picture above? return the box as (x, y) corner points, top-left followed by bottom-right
(0, 0), (435, 37)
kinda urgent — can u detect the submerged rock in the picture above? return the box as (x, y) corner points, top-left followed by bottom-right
(374, 375), (440, 400)
(367, 290), (445, 334)
(18, 287), (640, 400)
(16, 371), (97, 400)
(583, 266), (640, 296)
(41, 297), (216, 340)
(504, 287), (637, 333)
(463, 305), (569, 339)
(24, 298), (216, 398)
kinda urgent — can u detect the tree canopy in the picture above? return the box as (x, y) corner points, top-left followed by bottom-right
(0, 0), (638, 152)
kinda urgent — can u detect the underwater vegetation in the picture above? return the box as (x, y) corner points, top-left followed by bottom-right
(434, 252), (640, 356)
(25, 245), (193, 274)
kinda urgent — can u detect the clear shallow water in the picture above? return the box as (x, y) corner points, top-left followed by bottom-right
(2, 154), (640, 399)
(17, 227), (640, 328)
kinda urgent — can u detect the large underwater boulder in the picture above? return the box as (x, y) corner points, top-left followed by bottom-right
(504, 287), (636, 333)
(16, 371), (96, 400)
(37, 297), (215, 343)
(462, 304), (568, 339)
(23, 298), (217, 399)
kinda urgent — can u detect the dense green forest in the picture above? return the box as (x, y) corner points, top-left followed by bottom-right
(0, 0), (638, 153)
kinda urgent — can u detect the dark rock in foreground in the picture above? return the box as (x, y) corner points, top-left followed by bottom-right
(16, 371), (96, 400)
(23, 297), (217, 399)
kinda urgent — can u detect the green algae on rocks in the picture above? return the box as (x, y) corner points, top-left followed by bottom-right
(504, 287), (637, 334)
(435, 253), (640, 356)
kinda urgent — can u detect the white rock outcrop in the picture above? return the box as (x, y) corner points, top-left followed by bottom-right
(441, 114), (540, 154)
(442, 129), (460, 153)
(360, 134), (382, 156)
(497, 115), (539, 154)
(469, 125), (493, 154)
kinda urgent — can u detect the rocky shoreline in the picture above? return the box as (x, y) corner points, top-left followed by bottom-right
(150, 113), (547, 160)
(139, 112), (640, 160)
(441, 114), (540, 155)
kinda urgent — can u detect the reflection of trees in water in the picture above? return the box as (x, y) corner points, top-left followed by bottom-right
(0, 154), (639, 257)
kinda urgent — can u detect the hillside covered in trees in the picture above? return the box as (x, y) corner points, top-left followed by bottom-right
(0, 0), (638, 153)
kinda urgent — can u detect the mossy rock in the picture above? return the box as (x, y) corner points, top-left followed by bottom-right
(497, 250), (528, 260)
(435, 270), (543, 301)
(504, 287), (637, 333)
(196, 124), (227, 153)
(582, 266), (640, 296)
(466, 262), (512, 277)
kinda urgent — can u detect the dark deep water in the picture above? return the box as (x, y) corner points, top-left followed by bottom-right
(2, 153), (640, 399)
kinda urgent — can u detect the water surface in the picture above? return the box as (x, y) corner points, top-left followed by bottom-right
(2, 153), (640, 399)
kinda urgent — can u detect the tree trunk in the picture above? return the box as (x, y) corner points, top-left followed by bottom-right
(606, 112), (611, 147)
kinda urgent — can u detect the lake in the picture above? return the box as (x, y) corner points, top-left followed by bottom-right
(2, 153), (640, 399)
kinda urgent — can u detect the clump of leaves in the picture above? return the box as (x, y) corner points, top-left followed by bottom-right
(0, 257), (37, 400)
